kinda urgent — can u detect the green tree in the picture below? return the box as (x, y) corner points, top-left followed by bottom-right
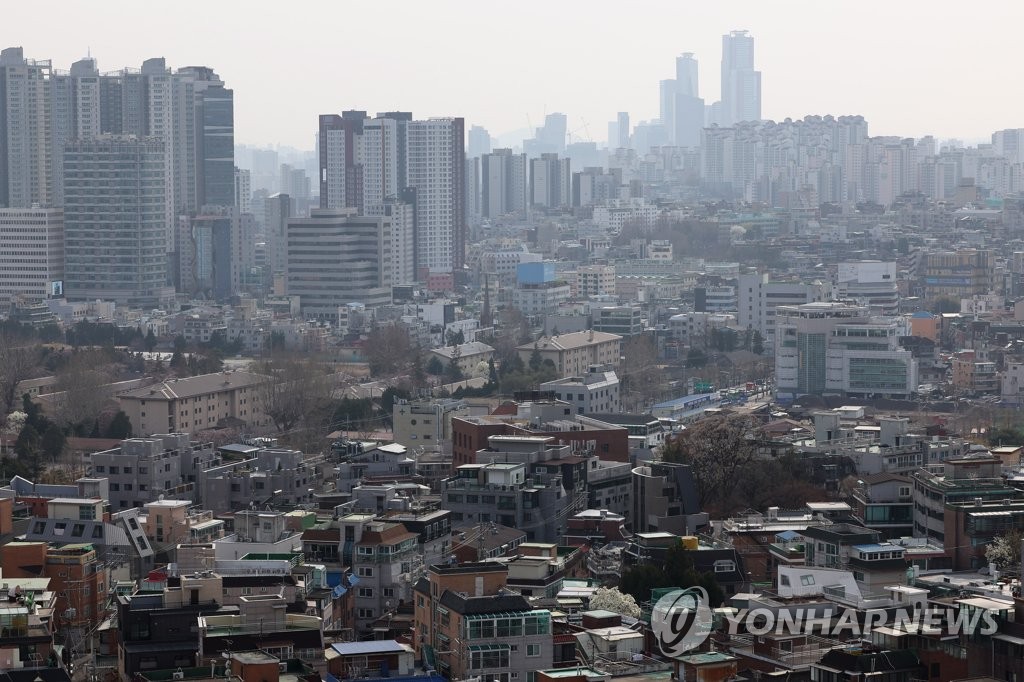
(487, 357), (499, 385)
(751, 330), (764, 356)
(529, 346), (543, 372)
(426, 356), (444, 376)
(686, 347), (707, 368)
(41, 424), (66, 461)
(105, 411), (133, 439)
(144, 329), (158, 352)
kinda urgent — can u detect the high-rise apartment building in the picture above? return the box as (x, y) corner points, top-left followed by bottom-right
(0, 47), (52, 208)
(285, 208), (393, 319)
(264, 192), (293, 278)
(737, 273), (832, 351)
(481, 148), (527, 218)
(177, 210), (249, 300)
(720, 30), (761, 126)
(529, 153), (571, 208)
(233, 166), (251, 213)
(63, 135), (174, 306)
(406, 117), (466, 274)
(0, 207), (63, 307)
(318, 110), (366, 210)
(365, 199), (415, 286)
(51, 57), (101, 205)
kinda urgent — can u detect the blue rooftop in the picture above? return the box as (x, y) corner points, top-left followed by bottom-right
(332, 641), (407, 656)
(852, 543), (902, 552)
(653, 393), (718, 409)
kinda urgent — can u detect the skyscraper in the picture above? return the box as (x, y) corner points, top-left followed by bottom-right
(467, 125), (491, 159)
(720, 30), (761, 126)
(659, 53), (704, 147)
(616, 112), (630, 149)
(318, 111), (366, 210)
(529, 154), (571, 209)
(481, 148), (527, 218)
(0, 47), (51, 208)
(406, 117), (465, 274)
(63, 135), (174, 306)
(51, 57), (101, 205)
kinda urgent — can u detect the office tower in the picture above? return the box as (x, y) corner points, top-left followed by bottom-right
(286, 208), (393, 318)
(737, 273), (832, 351)
(406, 117), (465, 274)
(993, 129), (1024, 164)
(0, 47), (52, 208)
(774, 302), (917, 398)
(234, 167), (251, 213)
(529, 154), (571, 208)
(177, 211), (240, 300)
(63, 135), (174, 306)
(365, 199), (415, 286)
(673, 53), (704, 147)
(183, 67), (234, 208)
(265, 192), (293, 277)
(0, 207), (64, 307)
(676, 52), (699, 97)
(659, 53), (704, 147)
(468, 125), (491, 158)
(51, 57), (101, 205)
(481, 148), (527, 218)
(524, 113), (567, 155)
(318, 111), (366, 210)
(720, 30), (761, 126)
(616, 112), (630, 149)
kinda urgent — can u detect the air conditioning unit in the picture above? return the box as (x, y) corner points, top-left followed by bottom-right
(279, 663), (288, 673)
(173, 672), (185, 680)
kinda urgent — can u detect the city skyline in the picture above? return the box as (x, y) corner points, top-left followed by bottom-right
(8, 0), (1024, 149)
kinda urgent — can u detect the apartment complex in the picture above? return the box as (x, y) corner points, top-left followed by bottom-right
(0, 207), (63, 307)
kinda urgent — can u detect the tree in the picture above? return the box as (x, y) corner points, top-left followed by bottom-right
(426, 356), (445, 376)
(621, 335), (663, 410)
(986, 529), (1023, 572)
(619, 540), (725, 608)
(751, 330), (764, 356)
(366, 324), (413, 377)
(686, 347), (707, 368)
(173, 335), (187, 353)
(256, 354), (334, 434)
(445, 329), (465, 347)
(0, 333), (40, 417)
(105, 411), (133, 439)
(487, 358), (499, 385)
(588, 587), (641, 619)
(41, 423), (66, 461)
(55, 351), (113, 429)
(529, 346), (543, 372)
(661, 415), (758, 514)
(144, 329), (158, 352)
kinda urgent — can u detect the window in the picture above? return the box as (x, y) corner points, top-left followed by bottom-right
(800, 574), (815, 586)
(78, 505), (96, 520)
(109, 467), (119, 475)
(383, 588), (395, 598)
(123, 466), (133, 474)
(714, 560), (736, 573)
(357, 567), (373, 577)
(357, 608), (374, 619)
(357, 546), (374, 556)
(527, 644), (541, 657)
(94, 466), (105, 473)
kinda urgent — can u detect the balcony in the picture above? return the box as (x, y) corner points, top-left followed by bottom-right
(726, 633), (848, 669)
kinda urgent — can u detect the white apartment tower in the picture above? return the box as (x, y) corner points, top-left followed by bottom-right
(406, 117), (466, 274)
(0, 47), (52, 208)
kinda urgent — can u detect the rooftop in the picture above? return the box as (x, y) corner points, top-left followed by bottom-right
(119, 371), (268, 400)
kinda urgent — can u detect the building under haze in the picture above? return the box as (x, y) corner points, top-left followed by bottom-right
(285, 207), (393, 319)
(529, 154), (571, 209)
(406, 116), (466, 274)
(719, 30), (761, 126)
(0, 47), (52, 208)
(481, 148), (527, 218)
(0, 206), (64, 307)
(63, 135), (174, 307)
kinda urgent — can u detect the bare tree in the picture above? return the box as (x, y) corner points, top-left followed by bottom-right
(0, 333), (41, 416)
(55, 351), (113, 428)
(365, 324), (412, 377)
(256, 353), (334, 434)
(661, 415), (759, 512)
(620, 334), (664, 410)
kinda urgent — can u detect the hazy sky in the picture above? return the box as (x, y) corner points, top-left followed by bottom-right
(9, 0), (1024, 149)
